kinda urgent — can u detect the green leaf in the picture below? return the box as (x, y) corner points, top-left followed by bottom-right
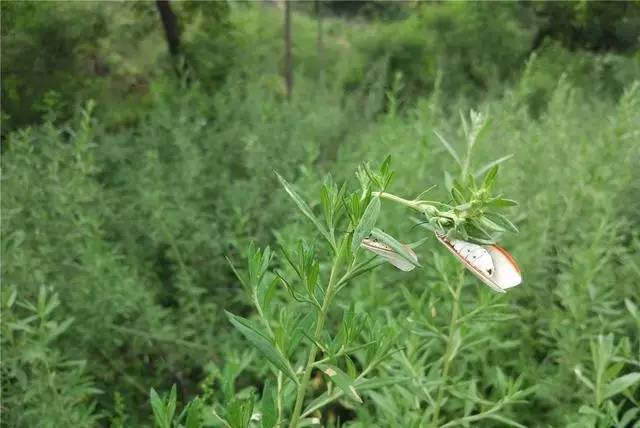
(478, 215), (507, 233)
(484, 212), (519, 233)
(351, 196), (380, 255)
(317, 363), (363, 403)
(603, 372), (640, 400)
(487, 197), (519, 208)
(482, 165), (499, 191)
(226, 394), (255, 428)
(434, 129), (462, 167)
(166, 385), (177, 424)
(150, 388), (169, 428)
(302, 377), (409, 418)
(620, 408), (640, 428)
(367, 228), (420, 271)
(275, 171), (335, 250)
(485, 414), (527, 428)
(226, 311), (299, 385)
(185, 398), (203, 428)
(226, 257), (249, 292)
(258, 277), (278, 312)
(451, 186), (465, 204)
(474, 154), (513, 178)
(260, 381), (278, 428)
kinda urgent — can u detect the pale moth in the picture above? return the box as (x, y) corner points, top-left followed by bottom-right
(360, 238), (418, 272)
(436, 232), (522, 293)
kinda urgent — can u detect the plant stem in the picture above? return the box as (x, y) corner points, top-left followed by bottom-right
(374, 191), (444, 220)
(427, 276), (462, 428)
(277, 372), (284, 426)
(288, 261), (340, 428)
(373, 191), (419, 210)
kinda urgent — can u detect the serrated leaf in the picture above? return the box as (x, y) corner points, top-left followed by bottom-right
(603, 372), (640, 400)
(317, 363), (363, 403)
(226, 311), (299, 384)
(351, 196), (380, 255)
(275, 172), (335, 250)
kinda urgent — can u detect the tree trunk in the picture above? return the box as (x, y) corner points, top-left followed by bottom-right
(156, 0), (181, 58)
(284, 0), (293, 100)
(316, 0), (324, 85)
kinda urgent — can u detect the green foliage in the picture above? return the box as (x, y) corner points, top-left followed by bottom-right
(2, 2), (640, 428)
(0, 1), (107, 133)
(529, 1), (640, 52)
(1, 286), (101, 427)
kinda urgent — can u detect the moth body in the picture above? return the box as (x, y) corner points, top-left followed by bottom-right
(436, 232), (522, 293)
(360, 238), (418, 272)
(450, 239), (494, 277)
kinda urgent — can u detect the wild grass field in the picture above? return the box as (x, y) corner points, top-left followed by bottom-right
(2, 2), (640, 427)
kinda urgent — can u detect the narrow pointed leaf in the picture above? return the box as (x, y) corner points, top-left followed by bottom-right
(474, 154), (514, 178)
(275, 172), (335, 249)
(488, 197), (519, 208)
(226, 311), (299, 384)
(434, 130), (462, 167)
(351, 196), (380, 255)
(482, 165), (499, 191)
(185, 398), (203, 428)
(261, 381), (278, 428)
(485, 212), (519, 233)
(371, 228), (420, 268)
(150, 388), (169, 428)
(603, 372), (640, 400)
(317, 363), (363, 403)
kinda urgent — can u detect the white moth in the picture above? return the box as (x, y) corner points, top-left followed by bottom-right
(360, 238), (418, 272)
(436, 232), (522, 293)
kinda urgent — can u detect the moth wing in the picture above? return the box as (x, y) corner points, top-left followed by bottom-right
(484, 245), (522, 289)
(435, 233), (506, 293)
(361, 239), (417, 272)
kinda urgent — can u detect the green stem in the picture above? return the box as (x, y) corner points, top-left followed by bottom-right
(373, 191), (420, 210)
(427, 276), (462, 427)
(374, 191), (447, 222)
(288, 261), (340, 428)
(277, 372), (284, 426)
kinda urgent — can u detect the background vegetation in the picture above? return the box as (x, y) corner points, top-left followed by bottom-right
(2, 1), (639, 427)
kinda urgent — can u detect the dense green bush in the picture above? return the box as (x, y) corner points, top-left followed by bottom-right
(2, 2), (639, 427)
(0, 1), (107, 133)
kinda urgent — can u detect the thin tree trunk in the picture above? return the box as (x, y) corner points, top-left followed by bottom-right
(284, 0), (293, 100)
(316, 0), (324, 85)
(156, 0), (181, 58)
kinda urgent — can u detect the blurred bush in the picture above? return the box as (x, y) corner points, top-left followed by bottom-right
(2, 1), (639, 426)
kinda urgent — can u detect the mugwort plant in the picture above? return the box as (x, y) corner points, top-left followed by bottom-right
(208, 110), (525, 428)
(146, 112), (536, 428)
